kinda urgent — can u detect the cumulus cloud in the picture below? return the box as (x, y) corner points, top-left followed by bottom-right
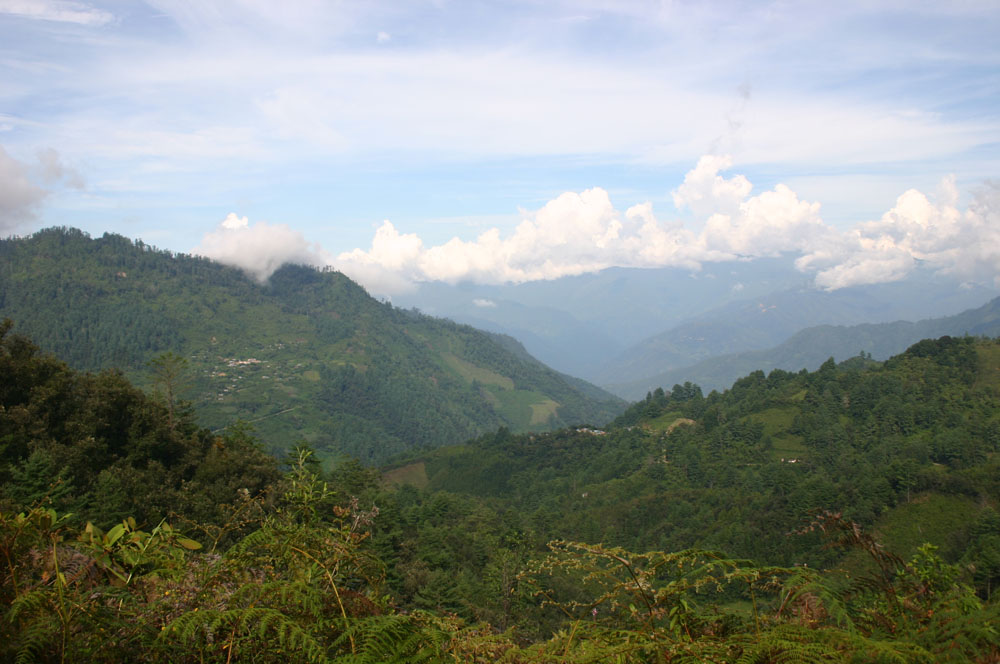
(192, 212), (331, 282)
(335, 155), (830, 292)
(672, 155), (751, 219)
(0, 145), (48, 235)
(333, 155), (1000, 295)
(802, 178), (1000, 289)
(472, 298), (497, 308)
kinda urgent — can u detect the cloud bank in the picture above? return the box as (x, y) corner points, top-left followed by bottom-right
(192, 213), (330, 282)
(331, 156), (1000, 294)
(799, 178), (1000, 289)
(192, 157), (1000, 295)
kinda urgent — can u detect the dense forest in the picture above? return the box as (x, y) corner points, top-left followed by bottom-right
(3, 321), (1000, 662)
(0, 228), (623, 463)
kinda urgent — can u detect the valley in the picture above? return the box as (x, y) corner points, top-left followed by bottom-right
(3, 229), (1000, 662)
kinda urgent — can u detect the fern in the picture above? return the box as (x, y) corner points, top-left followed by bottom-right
(10, 610), (60, 664)
(332, 613), (440, 663)
(161, 605), (329, 663)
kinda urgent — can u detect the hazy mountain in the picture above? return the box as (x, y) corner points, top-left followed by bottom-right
(596, 277), (999, 386)
(608, 296), (1000, 399)
(0, 228), (623, 463)
(394, 259), (996, 381)
(393, 257), (813, 377)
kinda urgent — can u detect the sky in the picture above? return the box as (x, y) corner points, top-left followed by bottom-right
(1, 0), (998, 295)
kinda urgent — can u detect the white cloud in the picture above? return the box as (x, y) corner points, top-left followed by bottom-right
(192, 212), (330, 282)
(0, 145), (47, 234)
(335, 155), (1000, 295)
(0, 0), (113, 26)
(804, 179), (1000, 289)
(337, 156), (826, 291)
(472, 298), (496, 308)
(672, 155), (751, 219)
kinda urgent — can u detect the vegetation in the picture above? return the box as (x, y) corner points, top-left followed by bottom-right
(0, 228), (623, 463)
(3, 275), (1000, 660)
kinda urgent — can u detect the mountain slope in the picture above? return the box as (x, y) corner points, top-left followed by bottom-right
(0, 228), (623, 462)
(608, 296), (1000, 398)
(393, 336), (1000, 578)
(596, 279), (1000, 387)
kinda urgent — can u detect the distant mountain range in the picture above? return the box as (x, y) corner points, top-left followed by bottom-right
(0, 228), (623, 462)
(393, 259), (998, 383)
(607, 296), (1000, 399)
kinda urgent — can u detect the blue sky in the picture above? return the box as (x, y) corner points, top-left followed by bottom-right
(1, 1), (998, 293)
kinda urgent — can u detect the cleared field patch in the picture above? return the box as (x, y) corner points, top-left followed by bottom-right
(974, 344), (1000, 391)
(875, 493), (979, 558)
(643, 410), (685, 433)
(493, 389), (558, 428)
(441, 353), (514, 389)
(529, 398), (560, 425)
(382, 461), (429, 489)
(838, 492), (980, 576)
(749, 407), (807, 460)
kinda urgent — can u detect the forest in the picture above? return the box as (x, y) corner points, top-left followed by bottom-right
(0, 228), (623, 463)
(3, 318), (1000, 661)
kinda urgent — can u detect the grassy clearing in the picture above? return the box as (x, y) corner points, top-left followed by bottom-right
(494, 390), (556, 428)
(749, 407), (807, 460)
(974, 343), (1000, 391)
(382, 461), (429, 489)
(529, 398), (560, 425)
(873, 493), (979, 559)
(441, 352), (514, 389)
(643, 410), (685, 433)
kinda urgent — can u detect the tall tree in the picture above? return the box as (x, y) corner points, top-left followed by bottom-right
(147, 352), (190, 432)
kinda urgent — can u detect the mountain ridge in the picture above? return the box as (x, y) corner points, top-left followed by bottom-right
(0, 227), (623, 462)
(608, 295), (1000, 398)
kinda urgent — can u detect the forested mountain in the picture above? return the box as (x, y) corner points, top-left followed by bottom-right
(0, 320), (280, 530)
(608, 296), (1000, 398)
(0, 228), (622, 462)
(391, 335), (1000, 569)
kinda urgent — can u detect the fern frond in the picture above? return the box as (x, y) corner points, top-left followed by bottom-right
(160, 605), (329, 663)
(10, 611), (60, 664)
(331, 613), (435, 663)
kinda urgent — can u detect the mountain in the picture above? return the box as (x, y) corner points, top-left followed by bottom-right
(392, 257), (810, 378)
(392, 259), (997, 381)
(387, 334), (1000, 583)
(595, 279), (1000, 387)
(608, 296), (1000, 398)
(0, 228), (623, 462)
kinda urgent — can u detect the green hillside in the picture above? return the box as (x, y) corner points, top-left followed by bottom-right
(4, 327), (1000, 662)
(0, 228), (622, 462)
(400, 336), (1000, 572)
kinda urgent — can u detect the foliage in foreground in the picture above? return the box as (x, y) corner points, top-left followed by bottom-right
(3, 458), (999, 664)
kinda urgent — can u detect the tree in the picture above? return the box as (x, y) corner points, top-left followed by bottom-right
(147, 352), (190, 432)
